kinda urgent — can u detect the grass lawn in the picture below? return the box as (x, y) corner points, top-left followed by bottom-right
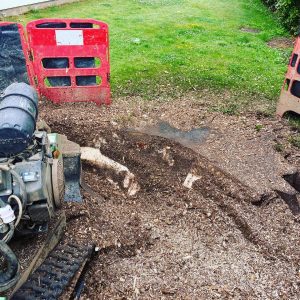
(5, 0), (293, 108)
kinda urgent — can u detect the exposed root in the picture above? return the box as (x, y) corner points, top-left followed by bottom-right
(81, 147), (140, 196)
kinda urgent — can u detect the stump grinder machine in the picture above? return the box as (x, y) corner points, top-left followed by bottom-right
(0, 19), (113, 299)
(0, 82), (86, 298)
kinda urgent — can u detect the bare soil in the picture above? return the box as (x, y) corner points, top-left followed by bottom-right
(7, 91), (300, 299)
(267, 37), (294, 49)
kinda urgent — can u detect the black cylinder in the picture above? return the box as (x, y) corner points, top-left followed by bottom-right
(0, 82), (38, 157)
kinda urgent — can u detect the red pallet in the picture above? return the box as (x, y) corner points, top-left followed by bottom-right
(277, 38), (300, 116)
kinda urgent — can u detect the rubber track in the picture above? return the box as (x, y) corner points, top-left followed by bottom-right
(11, 243), (93, 300)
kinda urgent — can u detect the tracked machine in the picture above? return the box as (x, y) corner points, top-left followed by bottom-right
(0, 18), (111, 298)
(0, 81), (89, 297)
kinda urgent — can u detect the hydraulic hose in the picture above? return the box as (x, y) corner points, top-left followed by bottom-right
(2, 222), (15, 243)
(0, 164), (26, 292)
(8, 195), (23, 228)
(0, 240), (20, 292)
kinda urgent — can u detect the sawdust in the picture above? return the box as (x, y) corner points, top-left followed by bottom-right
(5, 92), (300, 299)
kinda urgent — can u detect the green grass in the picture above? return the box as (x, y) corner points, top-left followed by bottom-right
(286, 112), (300, 131)
(4, 0), (292, 104)
(289, 135), (300, 148)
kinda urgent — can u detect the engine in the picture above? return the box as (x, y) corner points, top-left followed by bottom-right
(0, 83), (70, 291)
(0, 82), (59, 237)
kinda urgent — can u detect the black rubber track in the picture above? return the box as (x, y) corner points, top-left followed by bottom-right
(11, 243), (93, 300)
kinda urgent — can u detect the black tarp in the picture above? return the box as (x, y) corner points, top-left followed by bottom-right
(0, 24), (29, 93)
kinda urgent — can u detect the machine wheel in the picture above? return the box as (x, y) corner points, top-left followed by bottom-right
(52, 158), (65, 208)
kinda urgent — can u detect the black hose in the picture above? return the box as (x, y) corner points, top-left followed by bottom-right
(0, 240), (20, 292)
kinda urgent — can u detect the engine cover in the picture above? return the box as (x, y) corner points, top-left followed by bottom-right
(14, 160), (52, 202)
(13, 158), (54, 222)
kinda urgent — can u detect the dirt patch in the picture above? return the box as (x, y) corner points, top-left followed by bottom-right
(62, 129), (300, 299)
(267, 37), (294, 49)
(5, 93), (300, 299)
(136, 119), (298, 206)
(240, 27), (260, 33)
(41, 95), (300, 299)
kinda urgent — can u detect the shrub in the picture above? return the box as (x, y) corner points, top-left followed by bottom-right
(262, 0), (300, 35)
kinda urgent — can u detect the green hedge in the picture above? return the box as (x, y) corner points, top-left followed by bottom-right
(262, 0), (300, 35)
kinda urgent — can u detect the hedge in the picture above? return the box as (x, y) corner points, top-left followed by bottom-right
(262, 0), (300, 35)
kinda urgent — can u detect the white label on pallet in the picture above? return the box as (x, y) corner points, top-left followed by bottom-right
(55, 30), (84, 46)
